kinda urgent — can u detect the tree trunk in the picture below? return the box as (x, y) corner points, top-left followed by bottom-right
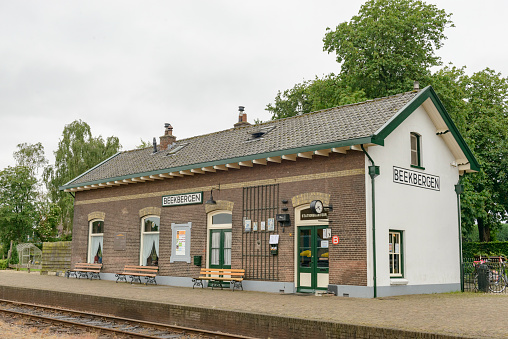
(478, 218), (491, 242)
(6, 240), (13, 260)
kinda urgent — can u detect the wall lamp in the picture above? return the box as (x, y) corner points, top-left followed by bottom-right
(205, 185), (221, 205)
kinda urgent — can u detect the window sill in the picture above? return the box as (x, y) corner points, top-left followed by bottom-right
(390, 278), (408, 285)
(410, 165), (425, 170)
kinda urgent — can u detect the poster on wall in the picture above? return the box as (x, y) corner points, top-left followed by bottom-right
(267, 218), (275, 231)
(170, 222), (192, 263)
(245, 219), (251, 232)
(253, 222), (258, 231)
(176, 230), (186, 255)
(261, 221), (266, 231)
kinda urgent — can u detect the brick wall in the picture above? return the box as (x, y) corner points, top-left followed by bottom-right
(0, 285), (463, 339)
(72, 151), (367, 286)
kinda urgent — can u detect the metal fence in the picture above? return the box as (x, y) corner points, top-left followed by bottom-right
(463, 258), (508, 294)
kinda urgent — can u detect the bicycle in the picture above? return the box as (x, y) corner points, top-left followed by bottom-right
(472, 259), (507, 293)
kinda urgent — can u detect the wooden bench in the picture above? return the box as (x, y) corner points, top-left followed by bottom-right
(115, 265), (158, 285)
(65, 263), (102, 280)
(192, 268), (245, 291)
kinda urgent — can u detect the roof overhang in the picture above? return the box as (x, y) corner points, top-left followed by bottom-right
(60, 137), (377, 192)
(371, 86), (479, 174)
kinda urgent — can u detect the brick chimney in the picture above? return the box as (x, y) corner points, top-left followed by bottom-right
(234, 106), (251, 128)
(159, 123), (176, 151)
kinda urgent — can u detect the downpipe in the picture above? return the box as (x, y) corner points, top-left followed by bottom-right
(361, 145), (380, 298)
(455, 176), (465, 292)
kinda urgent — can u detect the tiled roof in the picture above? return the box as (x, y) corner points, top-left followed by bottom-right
(65, 90), (419, 186)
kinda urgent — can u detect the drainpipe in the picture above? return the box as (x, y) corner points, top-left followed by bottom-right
(455, 176), (465, 292)
(361, 144), (380, 298)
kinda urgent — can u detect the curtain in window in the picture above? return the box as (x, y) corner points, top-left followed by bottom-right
(224, 231), (232, 266)
(89, 236), (103, 263)
(142, 233), (159, 265)
(211, 232), (220, 266)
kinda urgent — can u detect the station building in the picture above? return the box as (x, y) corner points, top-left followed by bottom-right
(61, 86), (479, 297)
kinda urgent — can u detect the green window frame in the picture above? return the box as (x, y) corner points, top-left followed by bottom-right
(389, 230), (404, 278)
(410, 132), (424, 169)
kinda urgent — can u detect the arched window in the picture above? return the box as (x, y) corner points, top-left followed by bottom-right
(140, 216), (160, 266)
(208, 212), (232, 269)
(88, 219), (104, 264)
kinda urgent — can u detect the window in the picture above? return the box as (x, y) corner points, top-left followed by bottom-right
(88, 219), (104, 264)
(140, 216), (160, 266)
(207, 211), (232, 269)
(389, 231), (403, 277)
(410, 132), (423, 168)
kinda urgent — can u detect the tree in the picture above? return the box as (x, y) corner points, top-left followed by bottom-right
(459, 69), (508, 242)
(0, 166), (38, 251)
(428, 67), (508, 242)
(137, 138), (153, 149)
(34, 202), (61, 242)
(44, 120), (121, 232)
(266, 74), (366, 119)
(13, 142), (48, 176)
(267, 0), (453, 118)
(322, 0), (453, 99)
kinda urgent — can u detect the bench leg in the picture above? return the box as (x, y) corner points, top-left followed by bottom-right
(66, 271), (76, 279)
(89, 272), (100, 280)
(78, 271), (89, 279)
(192, 279), (204, 289)
(115, 274), (128, 283)
(232, 281), (243, 291)
(145, 276), (157, 285)
(130, 275), (142, 284)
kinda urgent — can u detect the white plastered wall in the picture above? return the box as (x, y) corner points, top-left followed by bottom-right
(365, 104), (461, 289)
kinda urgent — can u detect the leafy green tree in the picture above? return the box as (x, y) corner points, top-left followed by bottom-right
(428, 67), (508, 242)
(44, 120), (121, 232)
(34, 202), (61, 242)
(0, 166), (38, 251)
(322, 0), (453, 98)
(13, 142), (48, 176)
(266, 74), (366, 119)
(267, 0), (453, 118)
(137, 138), (153, 149)
(460, 69), (508, 242)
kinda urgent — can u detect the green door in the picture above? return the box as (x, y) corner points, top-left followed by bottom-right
(209, 229), (232, 269)
(297, 226), (329, 292)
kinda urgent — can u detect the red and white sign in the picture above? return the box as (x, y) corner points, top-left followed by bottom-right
(332, 235), (340, 245)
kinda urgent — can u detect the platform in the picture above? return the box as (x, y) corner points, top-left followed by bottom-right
(0, 270), (506, 338)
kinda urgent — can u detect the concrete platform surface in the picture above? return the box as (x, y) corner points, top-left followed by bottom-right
(0, 270), (506, 338)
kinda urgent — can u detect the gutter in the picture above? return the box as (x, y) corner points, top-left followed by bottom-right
(455, 176), (465, 292)
(361, 144), (380, 298)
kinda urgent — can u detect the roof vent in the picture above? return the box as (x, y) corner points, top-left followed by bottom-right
(413, 81), (420, 91)
(246, 126), (276, 142)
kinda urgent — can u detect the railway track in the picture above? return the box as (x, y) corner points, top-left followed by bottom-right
(0, 298), (255, 338)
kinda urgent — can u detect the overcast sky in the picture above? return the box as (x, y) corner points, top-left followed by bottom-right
(1, 1), (507, 172)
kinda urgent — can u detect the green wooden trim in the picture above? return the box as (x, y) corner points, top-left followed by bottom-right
(410, 165), (425, 170)
(60, 136), (375, 190)
(373, 86), (479, 172)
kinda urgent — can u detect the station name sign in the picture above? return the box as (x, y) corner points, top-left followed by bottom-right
(162, 192), (203, 207)
(393, 166), (440, 191)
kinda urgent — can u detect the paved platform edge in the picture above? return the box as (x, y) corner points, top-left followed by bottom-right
(0, 285), (470, 339)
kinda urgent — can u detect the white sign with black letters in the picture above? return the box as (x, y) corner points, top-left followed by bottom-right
(393, 166), (440, 191)
(162, 192), (203, 207)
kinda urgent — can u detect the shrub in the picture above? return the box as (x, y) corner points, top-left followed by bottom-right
(463, 241), (508, 259)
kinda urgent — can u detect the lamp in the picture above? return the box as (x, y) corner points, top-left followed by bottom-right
(205, 185), (220, 205)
